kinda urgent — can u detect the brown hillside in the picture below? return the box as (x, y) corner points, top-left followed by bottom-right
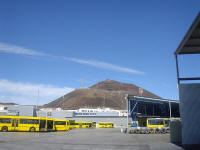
(0, 102), (17, 105)
(43, 80), (161, 110)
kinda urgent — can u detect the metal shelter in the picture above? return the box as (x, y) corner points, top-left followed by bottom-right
(126, 95), (180, 128)
(175, 12), (200, 83)
(174, 12), (200, 146)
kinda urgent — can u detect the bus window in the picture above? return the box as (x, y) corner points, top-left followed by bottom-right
(148, 120), (155, 125)
(20, 119), (39, 124)
(148, 119), (164, 125)
(156, 120), (164, 125)
(54, 121), (66, 125)
(164, 120), (170, 127)
(0, 118), (11, 123)
(147, 118), (166, 128)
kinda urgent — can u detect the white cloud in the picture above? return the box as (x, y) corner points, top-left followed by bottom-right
(0, 42), (144, 75)
(0, 42), (46, 56)
(0, 79), (74, 105)
(65, 57), (144, 75)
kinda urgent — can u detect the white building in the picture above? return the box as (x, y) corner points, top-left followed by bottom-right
(0, 105), (8, 115)
(74, 108), (121, 117)
(37, 107), (127, 118)
(119, 110), (128, 117)
(40, 107), (63, 112)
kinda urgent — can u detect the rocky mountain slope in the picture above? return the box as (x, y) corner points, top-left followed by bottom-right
(43, 80), (160, 110)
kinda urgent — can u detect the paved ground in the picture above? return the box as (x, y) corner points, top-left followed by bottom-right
(0, 128), (184, 150)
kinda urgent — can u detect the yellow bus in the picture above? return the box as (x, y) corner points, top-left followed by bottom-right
(91, 122), (96, 128)
(54, 119), (69, 131)
(38, 117), (55, 132)
(86, 122), (96, 128)
(74, 122), (80, 128)
(0, 116), (18, 132)
(98, 122), (114, 128)
(68, 120), (76, 129)
(147, 118), (169, 128)
(76, 121), (95, 128)
(0, 116), (55, 132)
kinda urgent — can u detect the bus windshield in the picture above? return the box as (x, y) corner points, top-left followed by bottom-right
(148, 119), (164, 125)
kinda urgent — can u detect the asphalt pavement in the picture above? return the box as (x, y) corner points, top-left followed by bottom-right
(0, 128), (184, 150)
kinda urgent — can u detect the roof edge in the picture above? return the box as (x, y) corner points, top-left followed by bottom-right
(175, 12), (200, 55)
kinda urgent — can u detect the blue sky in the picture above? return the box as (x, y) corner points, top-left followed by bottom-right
(0, 0), (199, 105)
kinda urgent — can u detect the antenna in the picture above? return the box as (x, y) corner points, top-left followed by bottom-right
(81, 78), (84, 88)
(18, 93), (22, 105)
(36, 89), (39, 109)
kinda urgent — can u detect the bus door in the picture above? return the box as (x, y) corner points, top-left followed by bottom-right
(11, 118), (19, 131)
(39, 120), (46, 131)
(89, 123), (92, 128)
(111, 123), (114, 128)
(92, 122), (96, 128)
(47, 120), (54, 131)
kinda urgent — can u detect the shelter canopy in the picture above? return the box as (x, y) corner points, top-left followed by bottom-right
(175, 12), (200, 55)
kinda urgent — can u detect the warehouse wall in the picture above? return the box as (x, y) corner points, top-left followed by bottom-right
(179, 83), (200, 145)
(66, 116), (130, 127)
(37, 110), (73, 118)
(6, 105), (36, 117)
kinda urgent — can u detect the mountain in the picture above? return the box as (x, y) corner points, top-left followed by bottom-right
(43, 80), (161, 110)
(0, 102), (17, 105)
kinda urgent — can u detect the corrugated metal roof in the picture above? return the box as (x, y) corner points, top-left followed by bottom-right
(127, 95), (179, 103)
(175, 12), (200, 55)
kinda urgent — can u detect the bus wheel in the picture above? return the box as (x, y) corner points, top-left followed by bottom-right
(145, 129), (150, 134)
(1, 126), (8, 132)
(155, 129), (161, 134)
(29, 127), (36, 132)
(136, 129), (140, 134)
(129, 129), (134, 134)
(149, 129), (154, 134)
(161, 129), (166, 134)
(166, 128), (170, 133)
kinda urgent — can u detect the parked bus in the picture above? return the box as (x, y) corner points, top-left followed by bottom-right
(40, 117), (55, 132)
(54, 119), (69, 131)
(147, 118), (169, 128)
(0, 116), (55, 132)
(98, 122), (114, 128)
(128, 118), (170, 134)
(0, 116), (18, 132)
(91, 122), (96, 128)
(68, 120), (76, 129)
(76, 121), (95, 128)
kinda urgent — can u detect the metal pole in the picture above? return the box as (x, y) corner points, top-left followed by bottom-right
(169, 101), (171, 119)
(153, 104), (154, 116)
(175, 55), (180, 84)
(126, 96), (129, 129)
(81, 78), (84, 88)
(36, 89), (39, 109)
(175, 54), (181, 120)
